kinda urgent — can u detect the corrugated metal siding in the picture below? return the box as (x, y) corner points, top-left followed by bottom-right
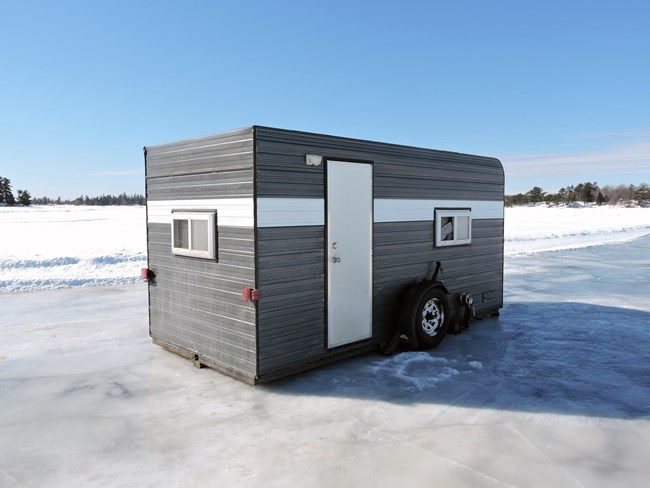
(147, 170), (253, 199)
(254, 127), (504, 377)
(256, 226), (326, 374)
(254, 126), (503, 200)
(146, 128), (254, 178)
(147, 223), (256, 377)
(145, 127), (257, 380)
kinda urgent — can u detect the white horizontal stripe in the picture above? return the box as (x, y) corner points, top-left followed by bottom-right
(147, 198), (254, 227)
(257, 198), (325, 227)
(147, 198), (503, 228)
(374, 199), (504, 222)
(256, 198), (502, 227)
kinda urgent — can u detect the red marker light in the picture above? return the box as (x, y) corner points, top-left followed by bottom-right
(242, 287), (259, 301)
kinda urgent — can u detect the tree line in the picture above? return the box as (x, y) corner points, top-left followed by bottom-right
(33, 193), (145, 206)
(0, 175), (144, 206)
(506, 182), (650, 207)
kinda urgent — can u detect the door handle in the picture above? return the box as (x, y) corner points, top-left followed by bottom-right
(331, 256), (342, 263)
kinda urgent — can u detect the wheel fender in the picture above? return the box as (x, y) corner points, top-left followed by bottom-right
(399, 281), (448, 347)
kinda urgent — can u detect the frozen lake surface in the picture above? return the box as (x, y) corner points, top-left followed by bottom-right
(0, 206), (145, 292)
(2, 204), (649, 292)
(1, 213), (649, 486)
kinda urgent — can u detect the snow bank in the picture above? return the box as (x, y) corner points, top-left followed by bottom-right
(505, 205), (650, 255)
(0, 206), (146, 292)
(1, 204), (649, 292)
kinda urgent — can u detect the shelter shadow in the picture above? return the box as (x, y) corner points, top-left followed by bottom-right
(263, 302), (650, 420)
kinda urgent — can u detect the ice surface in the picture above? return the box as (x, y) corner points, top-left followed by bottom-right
(1, 206), (649, 486)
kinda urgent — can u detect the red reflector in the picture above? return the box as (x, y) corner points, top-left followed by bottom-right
(242, 287), (251, 301)
(242, 287), (259, 301)
(141, 268), (149, 280)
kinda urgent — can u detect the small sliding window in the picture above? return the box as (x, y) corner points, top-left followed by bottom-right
(434, 209), (472, 247)
(171, 211), (217, 259)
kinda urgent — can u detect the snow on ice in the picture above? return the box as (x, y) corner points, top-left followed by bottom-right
(1, 204), (649, 487)
(505, 205), (650, 255)
(2, 204), (649, 293)
(0, 205), (145, 292)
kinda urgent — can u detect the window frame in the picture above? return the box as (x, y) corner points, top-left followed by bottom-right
(171, 210), (217, 260)
(434, 208), (472, 247)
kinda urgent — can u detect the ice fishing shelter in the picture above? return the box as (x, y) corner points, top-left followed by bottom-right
(143, 126), (504, 384)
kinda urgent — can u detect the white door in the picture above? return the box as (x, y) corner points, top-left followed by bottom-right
(327, 161), (373, 348)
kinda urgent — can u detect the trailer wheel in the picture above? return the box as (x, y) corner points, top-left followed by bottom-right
(414, 287), (449, 349)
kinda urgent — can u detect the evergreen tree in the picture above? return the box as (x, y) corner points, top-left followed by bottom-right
(0, 177), (16, 205)
(596, 191), (605, 206)
(0, 177), (12, 204)
(527, 186), (546, 203)
(17, 189), (32, 206)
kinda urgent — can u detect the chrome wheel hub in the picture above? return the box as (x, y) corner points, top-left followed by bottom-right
(421, 298), (444, 337)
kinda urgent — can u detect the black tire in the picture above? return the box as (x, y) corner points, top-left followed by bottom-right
(413, 286), (449, 349)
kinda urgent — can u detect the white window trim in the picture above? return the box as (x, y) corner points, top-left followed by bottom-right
(435, 209), (472, 247)
(171, 210), (217, 259)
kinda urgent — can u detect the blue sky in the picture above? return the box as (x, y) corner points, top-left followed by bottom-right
(1, 0), (648, 199)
